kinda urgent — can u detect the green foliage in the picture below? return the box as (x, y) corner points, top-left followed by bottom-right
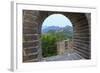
(41, 30), (73, 57)
(41, 34), (57, 57)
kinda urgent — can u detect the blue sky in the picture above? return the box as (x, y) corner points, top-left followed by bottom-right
(42, 14), (73, 29)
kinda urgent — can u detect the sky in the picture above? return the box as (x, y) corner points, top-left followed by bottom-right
(42, 14), (73, 29)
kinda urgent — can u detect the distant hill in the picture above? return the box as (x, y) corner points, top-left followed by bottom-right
(42, 26), (62, 33)
(42, 25), (73, 39)
(63, 26), (73, 37)
(63, 26), (73, 33)
(42, 25), (72, 33)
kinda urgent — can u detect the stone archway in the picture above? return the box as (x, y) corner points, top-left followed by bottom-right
(23, 10), (90, 62)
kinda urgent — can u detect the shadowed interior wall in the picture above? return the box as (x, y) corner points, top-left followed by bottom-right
(23, 10), (91, 62)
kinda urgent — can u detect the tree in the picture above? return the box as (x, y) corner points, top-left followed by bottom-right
(41, 34), (57, 57)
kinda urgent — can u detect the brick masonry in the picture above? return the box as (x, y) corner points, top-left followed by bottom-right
(23, 10), (91, 62)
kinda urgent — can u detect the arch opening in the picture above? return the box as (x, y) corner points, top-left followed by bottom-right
(41, 14), (74, 59)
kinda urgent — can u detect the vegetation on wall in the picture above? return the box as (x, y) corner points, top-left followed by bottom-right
(41, 25), (73, 57)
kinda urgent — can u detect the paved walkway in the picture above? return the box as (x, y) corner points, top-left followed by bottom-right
(42, 52), (84, 61)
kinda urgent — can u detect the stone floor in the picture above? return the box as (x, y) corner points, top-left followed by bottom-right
(42, 50), (84, 61)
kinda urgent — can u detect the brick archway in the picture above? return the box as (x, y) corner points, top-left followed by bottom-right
(23, 10), (90, 62)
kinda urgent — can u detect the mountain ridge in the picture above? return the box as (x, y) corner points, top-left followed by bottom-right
(42, 25), (73, 33)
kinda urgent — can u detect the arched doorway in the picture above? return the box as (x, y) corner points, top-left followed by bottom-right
(23, 10), (90, 62)
(41, 14), (73, 60)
